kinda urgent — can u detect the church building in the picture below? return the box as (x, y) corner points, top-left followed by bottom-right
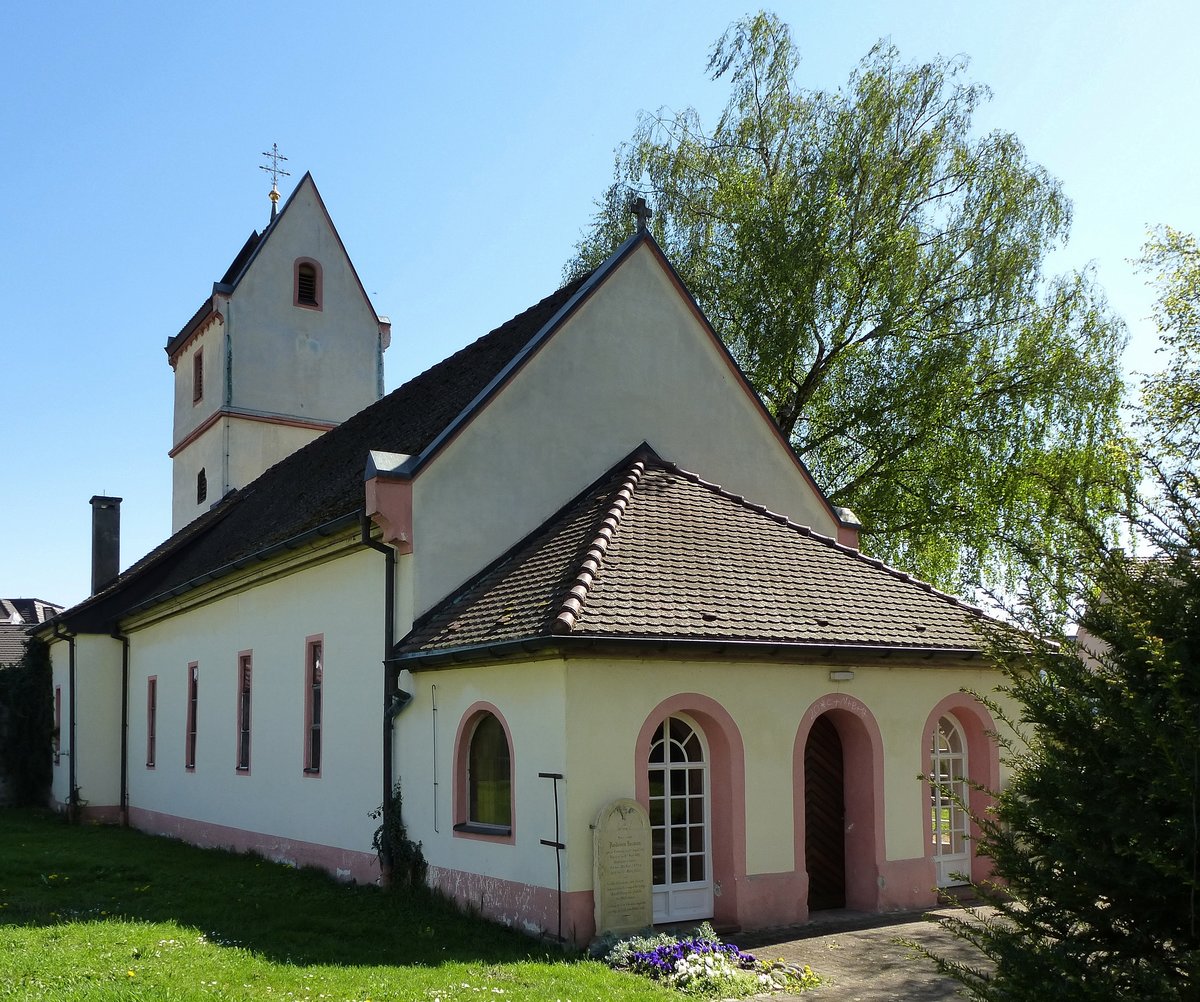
(39, 175), (1015, 944)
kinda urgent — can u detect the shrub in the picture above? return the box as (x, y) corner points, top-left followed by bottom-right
(0, 637), (53, 805)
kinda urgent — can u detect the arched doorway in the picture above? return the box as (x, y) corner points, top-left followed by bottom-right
(648, 715), (713, 923)
(930, 714), (970, 887)
(804, 714), (846, 910)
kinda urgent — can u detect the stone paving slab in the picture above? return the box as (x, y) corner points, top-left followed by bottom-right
(739, 907), (990, 1001)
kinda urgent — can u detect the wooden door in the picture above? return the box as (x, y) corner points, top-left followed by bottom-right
(805, 714), (846, 911)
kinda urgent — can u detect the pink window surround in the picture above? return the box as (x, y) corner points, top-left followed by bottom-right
(192, 348), (204, 404)
(235, 652), (252, 774)
(920, 694), (1000, 886)
(185, 662), (199, 771)
(792, 693), (887, 914)
(634, 693), (747, 931)
(53, 686), (61, 765)
(294, 258), (323, 311)
(303, 635), (323, 777)
(452, 702), (516, 843)
(146, 677), (157, 769)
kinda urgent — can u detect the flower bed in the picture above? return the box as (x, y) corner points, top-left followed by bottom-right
(594, 923), (819, 996)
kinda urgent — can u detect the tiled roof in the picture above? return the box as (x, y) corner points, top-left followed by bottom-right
(0, 599), (61, 665)
(395, 452), (989, 661)
(0, 626), (26, 666)
(57, 272), (593, 633)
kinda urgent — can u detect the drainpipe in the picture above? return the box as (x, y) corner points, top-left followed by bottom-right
(52, 623), (78, 823)
(360, 511), (413, 885)
(112, 626), (130, 826)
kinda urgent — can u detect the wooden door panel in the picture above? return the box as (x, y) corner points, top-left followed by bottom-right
(805, 715), (846, 911)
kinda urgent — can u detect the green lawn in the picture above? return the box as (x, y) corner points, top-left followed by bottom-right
(0, 809), (676, 1001)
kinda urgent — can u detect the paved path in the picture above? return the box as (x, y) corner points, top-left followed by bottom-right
(738, 907), (989, 1001)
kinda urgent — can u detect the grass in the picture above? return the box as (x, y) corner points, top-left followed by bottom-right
(0, 809), (677, 1001)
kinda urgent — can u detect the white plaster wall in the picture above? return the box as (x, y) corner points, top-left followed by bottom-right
(225, 420), (327, 494)
(48, 634), (123, 810)
(411, 243), (839, 616)
(227, 178), (381, 423)
(170, 421), (227, 533)
(394, 662), (568, 893)
(125, 547), (387, 854)
(170, 316), (226, 448)
(171, 415), (330, 533)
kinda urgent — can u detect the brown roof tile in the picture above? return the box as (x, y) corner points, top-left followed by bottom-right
(396, 451), (989, 660)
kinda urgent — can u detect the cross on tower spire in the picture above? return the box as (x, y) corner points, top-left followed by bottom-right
(259, 143), (292, 221)
(630, 195), (653, 233)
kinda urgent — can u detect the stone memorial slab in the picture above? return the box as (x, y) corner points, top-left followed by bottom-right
(593, 798), (652, 936)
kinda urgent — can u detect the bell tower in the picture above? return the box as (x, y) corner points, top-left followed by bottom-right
(166, 167), (391, 533)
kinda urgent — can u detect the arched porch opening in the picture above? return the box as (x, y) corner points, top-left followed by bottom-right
(793, 694), (886, 914)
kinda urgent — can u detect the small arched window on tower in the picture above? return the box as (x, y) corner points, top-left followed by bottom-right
(295, 258), (322, 310)
(197, 468), (207, 506)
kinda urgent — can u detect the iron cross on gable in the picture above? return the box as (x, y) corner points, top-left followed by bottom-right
(260, 143), (292, 219)
(630, 196), (652, 233)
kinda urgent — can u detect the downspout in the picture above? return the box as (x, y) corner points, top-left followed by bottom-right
(52, 623), (78, 823)
(360, 511), (413, 885)
(111, 626), (130, 827)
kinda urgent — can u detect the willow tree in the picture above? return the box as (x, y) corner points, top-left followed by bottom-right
(569, 12), (1131, 604)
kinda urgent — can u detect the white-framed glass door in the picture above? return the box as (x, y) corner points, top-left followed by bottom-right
(649, 715), (713, 923)
(931, 714), (970, 887)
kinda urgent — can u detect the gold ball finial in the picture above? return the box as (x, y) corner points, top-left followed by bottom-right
(269, 185), (281, 204)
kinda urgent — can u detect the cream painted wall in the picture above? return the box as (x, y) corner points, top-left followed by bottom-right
(556, 656), (1018, 886)
(125, 547), (387, 854)
(393, 662), (569, 893)
(395, 653), (1018, 903)
(49, 634), (124, 810)
(411, 243), (841, 616)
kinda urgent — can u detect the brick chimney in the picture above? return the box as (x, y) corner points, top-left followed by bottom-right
(89, 495), (122, 595)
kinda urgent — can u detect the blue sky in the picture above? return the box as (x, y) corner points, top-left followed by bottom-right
(3, 1), (1198, 609)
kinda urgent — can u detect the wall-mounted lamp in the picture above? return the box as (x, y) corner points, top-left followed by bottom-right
(829, 670), (855, 682)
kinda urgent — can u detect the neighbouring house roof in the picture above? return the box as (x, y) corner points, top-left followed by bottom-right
(393, 450), (990, 665)
(51, 268), (596, 634)
(1, 599), (62, 664)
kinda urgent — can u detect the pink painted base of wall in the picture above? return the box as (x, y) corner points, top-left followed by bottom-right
(428, 865), (596, 944)
(878, 856), (940, 911)
(127, 807), (380, 884)
(733, 858), (938, 929)
(428, 857), (941, 947)
(735, 870), (807, 928)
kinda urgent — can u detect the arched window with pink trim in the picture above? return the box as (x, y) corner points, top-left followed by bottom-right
(453, 703), (514, 841)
